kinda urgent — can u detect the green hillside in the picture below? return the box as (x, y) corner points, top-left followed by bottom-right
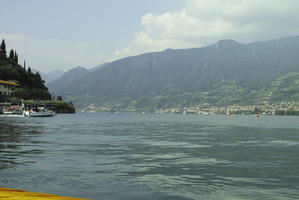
(0, 39), (51, 100)
(50, 36), (299, 111)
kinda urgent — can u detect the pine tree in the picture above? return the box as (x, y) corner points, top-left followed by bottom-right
(13, 50), (18, 63)
(35, 71), (42, 80)
(0, 39), (7, 57)
(57, 96), (63, 101)
(15, 52), (18, 63)
(9, 49), (14, 59)
(27, 67), (33, 88)
(23, 60), (26, 71)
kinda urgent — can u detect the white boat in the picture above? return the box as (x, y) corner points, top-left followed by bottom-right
(2, 105), (23, 116)
(24, 107), (56, 117)
(0, 113), (24, 117)
(3, 110), (23, 115)
(1, 101), (56, 117)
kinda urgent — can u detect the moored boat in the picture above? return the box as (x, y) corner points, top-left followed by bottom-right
(1, 104), (23, 116)
(0, 101), (56, 117)
(24, 107), (55, 117)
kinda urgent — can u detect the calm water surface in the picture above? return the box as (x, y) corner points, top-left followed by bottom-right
(0, 113), (299, 200)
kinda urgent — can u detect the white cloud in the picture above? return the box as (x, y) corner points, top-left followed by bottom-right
(3, 0), (299, 71)
(112, 0), (299, 60)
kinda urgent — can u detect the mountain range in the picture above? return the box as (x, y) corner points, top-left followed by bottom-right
(31, 68), (64, 84)
(47, 36), (299, 110)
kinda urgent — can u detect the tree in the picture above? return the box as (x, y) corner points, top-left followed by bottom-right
(0, 39), (7, 57)
(13, 50), (18, 63)
(33, 72), (43, 88)
(23, 60), (26, 71)
(0, 39), (52, 100)
(57, 96), (63, 101)
(9, 49), (14, 59)
(35, 71), (42, 80)
(15, 52), (18, 63)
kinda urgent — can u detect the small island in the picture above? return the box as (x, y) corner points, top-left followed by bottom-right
(0, 39), (75, 114)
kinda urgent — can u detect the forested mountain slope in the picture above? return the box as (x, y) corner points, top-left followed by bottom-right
(50, 36), (299, 109)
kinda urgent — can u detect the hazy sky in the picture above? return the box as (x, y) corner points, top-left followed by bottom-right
(1, 0), (299, 72)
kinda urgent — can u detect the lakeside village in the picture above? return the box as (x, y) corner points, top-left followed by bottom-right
(0, 39), (75, 116)
(81, 101), (299, 116)
(3, 75), (298, 116)
(0, 79), (75, 116)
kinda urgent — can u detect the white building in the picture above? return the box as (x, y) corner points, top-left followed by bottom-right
(0, 80), (18, 96)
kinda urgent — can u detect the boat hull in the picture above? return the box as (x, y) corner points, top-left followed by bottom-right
(24, 111), (55, 117)
(29, 113), (55, 117)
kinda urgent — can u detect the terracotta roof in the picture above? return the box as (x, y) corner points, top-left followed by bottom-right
(0, 80), (19, 86)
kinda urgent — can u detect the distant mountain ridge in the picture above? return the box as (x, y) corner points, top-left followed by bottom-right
(47, 66), (89, 94)
(49, 36), (299, 110)
(43, 70), (64, 83)
(45, 64), (108, 88)
(31, 68), (64, 84)
(88, 63), (109, 73)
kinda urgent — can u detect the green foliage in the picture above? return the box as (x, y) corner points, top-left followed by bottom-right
(9, 49), (14, 60)
(57, 96), (63, 101)
(52, 101), (76, 113)
(13, 88), (51, 100)
(0, 39), (51, 100)
(13, 88), (31, 99)
(0, 39), (6, 57)
(275, 109), (299, 115)
(8, 49), (18, 64)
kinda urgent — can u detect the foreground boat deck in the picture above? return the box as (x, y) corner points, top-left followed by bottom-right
(0, 188), (89, 200)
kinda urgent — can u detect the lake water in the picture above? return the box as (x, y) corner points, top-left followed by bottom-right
(0, 113), (299, 200)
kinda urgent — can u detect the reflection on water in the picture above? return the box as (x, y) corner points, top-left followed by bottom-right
(0, 118), (44, 170)
(0, 113), (299, 200)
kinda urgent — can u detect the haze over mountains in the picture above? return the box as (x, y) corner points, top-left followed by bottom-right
(48, 66), (89, 93)
(40, 63), (108, 85)
(47, 36), (299, 110)
(31, 69), (64, 84)
(43, 70), (64, 83)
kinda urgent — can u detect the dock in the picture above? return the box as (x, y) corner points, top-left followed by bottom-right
(0, 188), (90, 200)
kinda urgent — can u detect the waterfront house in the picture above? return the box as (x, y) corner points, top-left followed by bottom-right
(0, 80), (18, 96)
